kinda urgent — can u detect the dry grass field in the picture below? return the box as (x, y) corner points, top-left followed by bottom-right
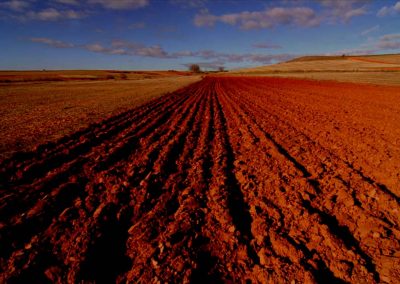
(233, 54), (400, 85)
(251, 72), (400, 86)
(0, 70), (192, 83)
(0, 73), (201, 159)
(347, 54), (400, 65)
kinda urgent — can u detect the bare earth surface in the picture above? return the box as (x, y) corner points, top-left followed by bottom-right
(0, 76), (201, 159)
(1, 77), (399, 283)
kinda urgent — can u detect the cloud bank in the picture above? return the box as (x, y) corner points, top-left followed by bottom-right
(0, 0), (150, 21)
(377, 1), (400, 17)
(29, 37), (296, 68)
(88, 0), (149, 10)
(195, 7), (320, 29)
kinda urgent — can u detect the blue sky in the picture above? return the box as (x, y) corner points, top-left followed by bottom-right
(0, 0), (399, 70)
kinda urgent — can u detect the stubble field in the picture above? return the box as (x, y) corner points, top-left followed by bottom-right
(1, 76), (399, 283)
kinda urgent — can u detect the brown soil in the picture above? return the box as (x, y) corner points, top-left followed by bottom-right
(1, 77), (399, 283)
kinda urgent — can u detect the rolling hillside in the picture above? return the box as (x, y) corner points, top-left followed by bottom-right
(233, 54), (400, 85)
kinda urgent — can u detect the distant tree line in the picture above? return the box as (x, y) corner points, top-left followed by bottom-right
(189, 64), (201, 73)
(188, 64), (226, 73)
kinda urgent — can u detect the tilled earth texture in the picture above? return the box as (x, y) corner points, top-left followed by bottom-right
(1, 77), (399, 283)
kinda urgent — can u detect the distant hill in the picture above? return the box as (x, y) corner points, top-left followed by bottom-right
(231, 53), (400, 86)
(287, 54), (400, 63)
(235, 54), (400, 73)
(286, 55), (346, 62)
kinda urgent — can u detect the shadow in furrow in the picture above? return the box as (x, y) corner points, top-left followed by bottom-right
(1, 90), (189, 188)
(130, 89), (209, 229)
(279, 231), (347, 283)
(190, 250), (222, 284)
(185, 86), (220, 281)
(377, 183), (400, 204)
(136, 88), (204, 217)
(94, 95), (192, 172)
(1, 178), (88, 258)
(213, 89), (260, 265)
(221, 79), (382, 282)
(0, 158), (88, 222)
(6, 248), (61, 284)
(227, 92), (322, 196)
(302, 199), (380, 282)
(345, 162), (399, 205)
(78, 203), (132, 283)
(262, 132), (322, 187)
(202, 86), (215, 184)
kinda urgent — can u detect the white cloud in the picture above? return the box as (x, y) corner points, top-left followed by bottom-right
(170, 0), (207, 8)
(82, 40), (174, 58)
(29, 37), (296, 67)
(30, 37), (74, 48)
(195, 7), (320, 29)
(377, 33), (400, 50)
(88, 0), (149, 10)
(252, 42), (282, 49)
(343, 6), (367, 20)
(0, 0), (30, 11)
(0, 1), (86, 22)
(380, 34), (400, 41)
(377, 1), (400, 17)
(174, 49), (295, 64)
(318, 0), (368, 22)
(194, 1), (369, 30)
(333, 33), (400, 55)
(331, 47), (379, 56)
(129, 22), (146, 29)
(193, 9), (216, 27)
(136, 45), (170, 57)
(360, 25), (379, 36)
(1, 0), (148, 22)
(377, 6), (390, 17)
(84, 43), (108, 52)
(24, 8), (85, 21)
(55, 0), (80, 5)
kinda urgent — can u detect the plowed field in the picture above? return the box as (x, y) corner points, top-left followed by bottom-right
(1, 77), (399, 283)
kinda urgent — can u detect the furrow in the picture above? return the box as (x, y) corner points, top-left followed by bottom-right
(124, 80), (212, 283)
(0, 87), (188, 187)
(217, 78), (378, 282)
(0, 80), (202, 282)
(226, 78), (399, 281)
(1, 76), (399, 283)
(75, 79), (207, 283)
(0, 83), (195, 222)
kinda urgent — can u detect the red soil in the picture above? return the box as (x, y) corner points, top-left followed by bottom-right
(1, 77), (399, 283)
